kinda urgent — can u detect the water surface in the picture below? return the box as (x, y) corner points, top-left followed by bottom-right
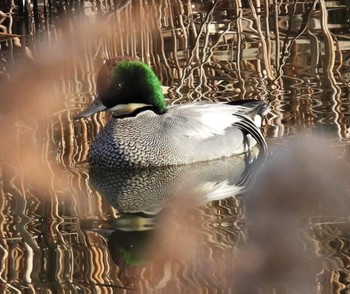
(0, 0), (350, 292)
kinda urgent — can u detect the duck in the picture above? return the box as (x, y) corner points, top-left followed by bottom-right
(74, 56), (268, 168)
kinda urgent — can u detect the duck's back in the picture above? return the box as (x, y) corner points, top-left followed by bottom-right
(89, 101), (267, 168)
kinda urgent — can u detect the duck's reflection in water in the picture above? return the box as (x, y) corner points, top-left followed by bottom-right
(89, 147), (264, 215)
(83, 139), (350, 292)
(86, 148), (265, 289)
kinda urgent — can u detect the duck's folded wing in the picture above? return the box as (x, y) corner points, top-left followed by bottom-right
(166, 102), (267, 149)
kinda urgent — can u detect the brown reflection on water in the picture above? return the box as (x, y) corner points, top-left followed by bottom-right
(0, 0), (350, 292)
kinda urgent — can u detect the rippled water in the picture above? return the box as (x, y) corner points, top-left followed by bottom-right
(1, 0), (350, 292)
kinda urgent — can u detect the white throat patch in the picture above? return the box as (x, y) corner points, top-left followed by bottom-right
(109, 103), (152, 116)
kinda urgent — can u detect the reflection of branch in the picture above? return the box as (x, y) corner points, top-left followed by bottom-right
(198, 23), (233, 100)
(92, 0), (132, 60)
(168, 0), (188, 85)
(0, 32), (21, 42)
(0, 10), (8, 25)
(307, 29), (320, 78)
(247, 0), (274, 80)
(276, 0), (314, 81)
(319, 0), (336, 88)
(176, 2), (218, 95)
(235, 0), (245, 99)
(318, 0), (344, 138)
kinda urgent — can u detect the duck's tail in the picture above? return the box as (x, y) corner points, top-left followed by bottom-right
(227, 99), (269, 128)
(228, 100), (269, 151)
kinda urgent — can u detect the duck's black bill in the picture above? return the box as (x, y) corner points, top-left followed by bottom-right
(73, 99), (108, 120)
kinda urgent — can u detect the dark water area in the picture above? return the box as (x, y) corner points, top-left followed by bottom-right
(1, 0), (350, 292)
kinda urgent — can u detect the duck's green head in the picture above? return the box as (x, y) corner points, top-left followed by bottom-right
(74, 57), (166, 119)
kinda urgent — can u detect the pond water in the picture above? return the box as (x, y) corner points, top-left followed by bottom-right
(1, 0), (350, 292)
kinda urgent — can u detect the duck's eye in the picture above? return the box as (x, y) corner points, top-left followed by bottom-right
(114, 82), (123, 90)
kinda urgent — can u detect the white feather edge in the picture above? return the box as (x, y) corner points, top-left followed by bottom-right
(195, 180), (244, 202)
(167, 103), (257, 139)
